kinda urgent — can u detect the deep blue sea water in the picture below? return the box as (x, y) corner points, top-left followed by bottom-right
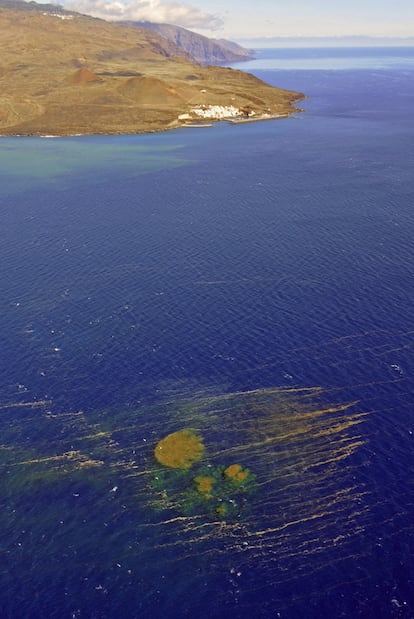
(1, 47), (414, 618)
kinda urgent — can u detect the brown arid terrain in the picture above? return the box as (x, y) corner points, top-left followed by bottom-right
(0, 2), (304, 135)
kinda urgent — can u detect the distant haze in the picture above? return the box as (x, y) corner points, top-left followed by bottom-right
(237, 36), (414, 49)
(54, 0), (414, 40)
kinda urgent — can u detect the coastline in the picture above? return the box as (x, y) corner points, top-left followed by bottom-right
(228, 112), (290, 124)
(0, 5), (304, 137)
(0, 101), (303, 138)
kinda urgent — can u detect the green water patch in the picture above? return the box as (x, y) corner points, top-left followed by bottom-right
(0, 387), (370, 617)
(0, 387), (367, 535)
(151, 428), (256, 520)
(0, 135), (192, 193)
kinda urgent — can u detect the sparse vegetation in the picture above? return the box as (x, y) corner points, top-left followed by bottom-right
(0, 0), (303, 135)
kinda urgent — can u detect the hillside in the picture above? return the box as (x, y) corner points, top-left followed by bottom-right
(130, 21), (253, 65)
(0, 1), (303, 135)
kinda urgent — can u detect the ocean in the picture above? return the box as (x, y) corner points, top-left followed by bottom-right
(0, 46), (414, 618)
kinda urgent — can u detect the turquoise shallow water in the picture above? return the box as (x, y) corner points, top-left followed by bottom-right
(1, 48), (414, 618)
(0, 136), (191, 193)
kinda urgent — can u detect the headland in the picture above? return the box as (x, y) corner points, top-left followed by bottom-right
(0, 1), (304, 136)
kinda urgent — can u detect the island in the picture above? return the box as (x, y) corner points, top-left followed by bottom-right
(0, 0), (304, 136)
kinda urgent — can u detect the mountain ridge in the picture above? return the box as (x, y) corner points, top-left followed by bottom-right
(128, 21), (253, 65)
(0, 0), (303, 135)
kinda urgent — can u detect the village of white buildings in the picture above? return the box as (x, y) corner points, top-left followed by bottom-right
(178, 105), (256, 122)
(43, 12), (74, 19)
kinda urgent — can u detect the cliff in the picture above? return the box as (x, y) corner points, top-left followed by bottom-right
(0, 0), (303, 135)
(129, 22), (253, 65)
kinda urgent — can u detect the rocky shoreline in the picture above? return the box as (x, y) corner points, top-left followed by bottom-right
(0, 5), (304, 137)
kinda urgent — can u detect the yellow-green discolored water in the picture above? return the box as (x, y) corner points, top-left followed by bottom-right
(0, 386), (367, 581)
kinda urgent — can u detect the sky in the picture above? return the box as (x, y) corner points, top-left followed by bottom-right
(55, 0), (414, 40)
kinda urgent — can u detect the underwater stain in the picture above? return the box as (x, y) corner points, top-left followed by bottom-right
(0, 385), (369, 603)
(154, 429), (205, 469)
(194, 476), (215, 498)
(152, 427), (257, 520)
(224, 463), (250, 482)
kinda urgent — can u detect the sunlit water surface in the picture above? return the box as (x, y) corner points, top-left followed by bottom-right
(1, 47), (414, 618)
